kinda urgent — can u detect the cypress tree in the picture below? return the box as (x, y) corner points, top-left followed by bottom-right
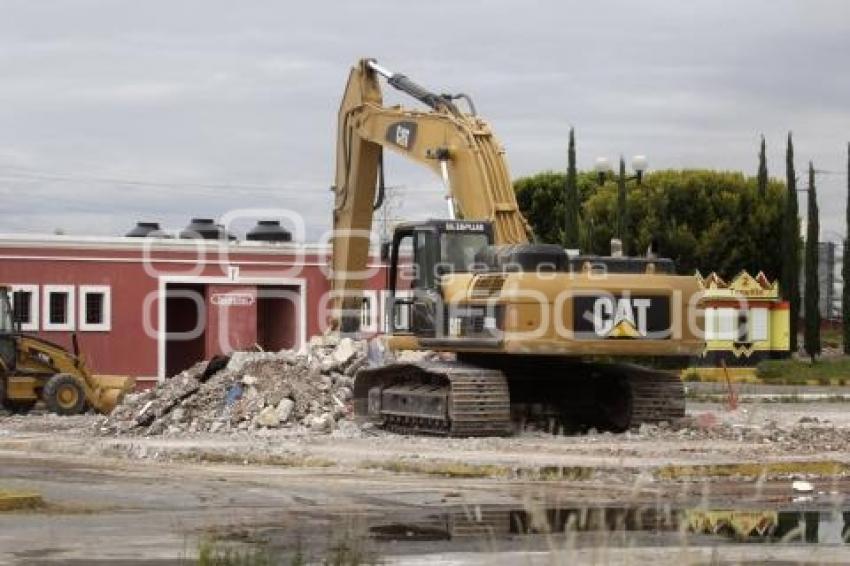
(617, 156), (628, 254)
(782, 132), (801, 353)
(844, 143), (850, 354)
(564, 127), (580, 249)
(757, 134), (768, 198)
(804, 161), (821, 362)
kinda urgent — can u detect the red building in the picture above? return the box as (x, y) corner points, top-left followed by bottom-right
(0, 229), (387, 388)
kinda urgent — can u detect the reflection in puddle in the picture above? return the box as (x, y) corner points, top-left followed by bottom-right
(688, 509), (850, 543)
(369, 505), (850, 545)
(204, 500), (850, 564)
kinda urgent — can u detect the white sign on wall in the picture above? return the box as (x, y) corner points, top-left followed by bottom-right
(211, 293), (254, 307)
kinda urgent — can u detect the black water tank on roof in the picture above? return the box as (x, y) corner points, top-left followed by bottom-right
(126, 222), (167, 238)
(179, 218), (234, 240)
(246, 220), (292, 242)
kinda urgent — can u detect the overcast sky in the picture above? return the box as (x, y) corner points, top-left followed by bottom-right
(1, 0), (848, 243)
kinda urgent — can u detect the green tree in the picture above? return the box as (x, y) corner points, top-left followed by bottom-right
(757, 134), (768, 198)
(804, 161), (821, 361)
(514, 170), (597, 247)
(514, 171), (565, 244)
(581, 170), (784, 278)
(844, 142), (850, 354)
(564, 127), (580, 249)
(515, 169), (785, 277)
(782, 132), (801, 353)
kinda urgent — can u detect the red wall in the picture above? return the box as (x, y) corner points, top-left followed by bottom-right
(0, 240), (388, 382)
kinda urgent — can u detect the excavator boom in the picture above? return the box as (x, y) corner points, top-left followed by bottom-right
(331, 58), (531, 330)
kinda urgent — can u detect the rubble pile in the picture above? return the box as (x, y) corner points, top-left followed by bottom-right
(104, 337), (369, 436)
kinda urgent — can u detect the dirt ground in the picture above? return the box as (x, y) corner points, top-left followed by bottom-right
(2, 399), (850, 564)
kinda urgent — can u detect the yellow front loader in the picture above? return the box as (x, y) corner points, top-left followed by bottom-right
(0, 286), (134, 415)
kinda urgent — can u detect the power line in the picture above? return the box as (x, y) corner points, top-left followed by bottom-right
(0, 165), (310, 193)
(0, 165), (444, 194)
(813, 169), (848, 177)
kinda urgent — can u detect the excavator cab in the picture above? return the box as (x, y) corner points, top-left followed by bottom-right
(385, 220), (493, 338)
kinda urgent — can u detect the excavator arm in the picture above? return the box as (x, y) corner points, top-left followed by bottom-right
(331, 58), (532, 330)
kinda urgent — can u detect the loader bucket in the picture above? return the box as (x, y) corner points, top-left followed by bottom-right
(89, 374), (135, 415)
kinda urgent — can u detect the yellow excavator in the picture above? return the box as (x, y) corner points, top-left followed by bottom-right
(0, 286), (133, 415)
(331, 59), (705, 436)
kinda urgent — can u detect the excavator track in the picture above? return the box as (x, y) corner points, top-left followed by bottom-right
(625, 367), (686, 426)
(353, 360), (684, 436)
(445, 367), (512, 437)
(354, 363), (512, 437)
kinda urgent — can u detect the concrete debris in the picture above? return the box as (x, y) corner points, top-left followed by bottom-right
(331, 337), (357, 367)
(103, 336), (369, 436)
(256, 406), (281, 428)
(277, 398), (295, 423)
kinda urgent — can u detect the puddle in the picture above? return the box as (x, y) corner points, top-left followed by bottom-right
(20, 502), (850, 565)
(196, 501), (850, 565)
(368, 505), (850, 545)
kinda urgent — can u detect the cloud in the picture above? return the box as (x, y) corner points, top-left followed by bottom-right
(0, 0), (847, 244)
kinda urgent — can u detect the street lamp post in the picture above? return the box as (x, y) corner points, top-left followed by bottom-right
(594, 155), (648, 255)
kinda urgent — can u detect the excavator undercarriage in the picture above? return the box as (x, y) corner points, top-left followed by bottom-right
(354, 358), (685, 436)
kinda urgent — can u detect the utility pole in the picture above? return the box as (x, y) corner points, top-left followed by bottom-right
(594, 154), (647, 257)
(617, 157), (628, 253)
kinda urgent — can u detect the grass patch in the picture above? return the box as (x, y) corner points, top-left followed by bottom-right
(756, 357), (850, 385)
(361, 459), (594, 481)
(821, 326), (843, 350)
(657, 460), (850, 480)
(198, 529), (380, 565)
(198, 540), (274, 566)
(362, 459), (511, 479)
(0, 489), (44, 512)
(174, 451), (335, 469)
(682, 370), (702, 382)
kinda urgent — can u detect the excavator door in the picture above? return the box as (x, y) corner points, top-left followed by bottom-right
(386, 221), (494, 338)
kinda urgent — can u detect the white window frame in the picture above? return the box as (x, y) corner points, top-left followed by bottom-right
(748, 308), (769, 342)
(716, 308), (737, 341)
(360, 290), (378, 333)
(79, 285), (112, 332)
(42, 285), (75, 331)
(703, 307), (717, 340)
(9, 284), (39, 332)
(380, 289), (413, 334)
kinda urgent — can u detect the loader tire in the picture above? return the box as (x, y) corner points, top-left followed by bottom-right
(43, 374), (86, 416)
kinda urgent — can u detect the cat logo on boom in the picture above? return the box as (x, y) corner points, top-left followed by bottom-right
(386, 121), (417, 150)
(593, 296), (652, 338)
